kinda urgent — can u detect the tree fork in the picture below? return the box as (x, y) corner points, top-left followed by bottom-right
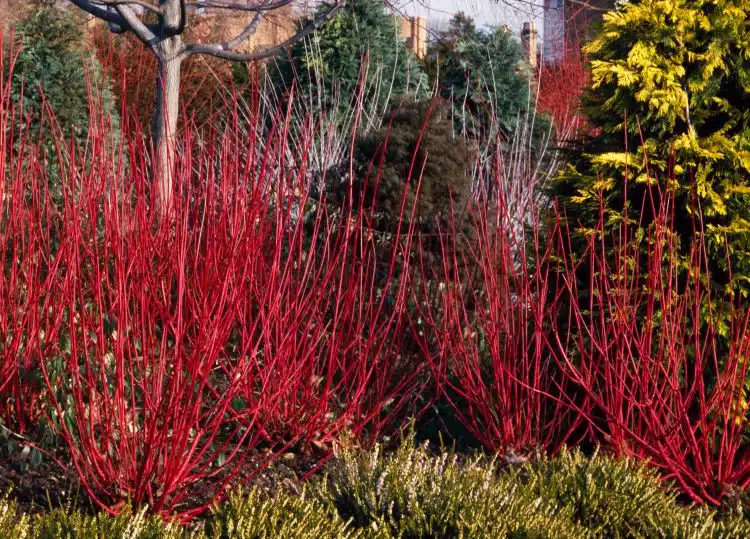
(68, 0), (345, 216)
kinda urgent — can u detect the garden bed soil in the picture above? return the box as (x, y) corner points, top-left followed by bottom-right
(0, 444), (333, 518)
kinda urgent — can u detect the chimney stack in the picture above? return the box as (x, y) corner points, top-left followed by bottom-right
(399, 16), (427, 60)
(521, 22), (538, 70)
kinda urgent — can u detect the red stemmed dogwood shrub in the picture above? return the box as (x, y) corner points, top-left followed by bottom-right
(0, 73), (428, 517)
(213, 116), (429, 449)
(537, 44), (590, 140)
(0, 142), (53, 435)
(31, 121), (269, 519)
(549, 188), (750, 505)
(413, 183), (585, 456)
(0, 39), (57, 434)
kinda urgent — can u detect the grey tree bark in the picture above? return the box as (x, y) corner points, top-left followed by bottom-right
(151, 36), (183, 215)
(152, 52), (181, 214)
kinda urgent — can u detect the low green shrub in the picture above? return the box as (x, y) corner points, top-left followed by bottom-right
(0, 494), (30, 539)
(207, 487), (358, 539)
(0, 488), (359, 539)
(317, 439), (587, 538)
(0, 444), (747, 538)
(523, 449), (749, 538)
(328, 97), (475, 277)
(317, 439), (750, 538)
(31, 505), (185, 539)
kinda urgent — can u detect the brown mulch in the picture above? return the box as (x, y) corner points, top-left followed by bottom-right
(0, 443), (334, 518)
(0, 449), (93, 516)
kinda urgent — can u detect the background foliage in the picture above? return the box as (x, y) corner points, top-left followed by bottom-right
(10, 1), (118, 146)
(549, 0), (750, 303)
(271, 0), (427, 116)
(425, 12), (543, 143)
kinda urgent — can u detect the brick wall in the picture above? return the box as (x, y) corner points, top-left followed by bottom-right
(1, 0), (32, 40)
(189, 7), (296, 54)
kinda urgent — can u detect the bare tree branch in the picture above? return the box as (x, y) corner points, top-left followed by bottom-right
(156, 0), (188, 37)
(204, 0), (297, 52)
(68, 0), (131, 26)
(106, 5), (128, 33)
(225, 12), (265, 50)
(66, 0), (349, 214)
(68, 0), (165, 42)
(188, 0), (294, 13)
(185, 0), (345, 61)
(114, 4), (160, 49)
(91, 0), (163, 15)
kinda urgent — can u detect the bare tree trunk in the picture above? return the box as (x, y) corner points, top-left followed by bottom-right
(152, 38), (183, 215)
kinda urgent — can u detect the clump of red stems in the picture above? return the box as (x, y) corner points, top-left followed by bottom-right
(549, 185), (750, 505)
(0, 52), (428, 519)
(537, 40), (590, 140)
